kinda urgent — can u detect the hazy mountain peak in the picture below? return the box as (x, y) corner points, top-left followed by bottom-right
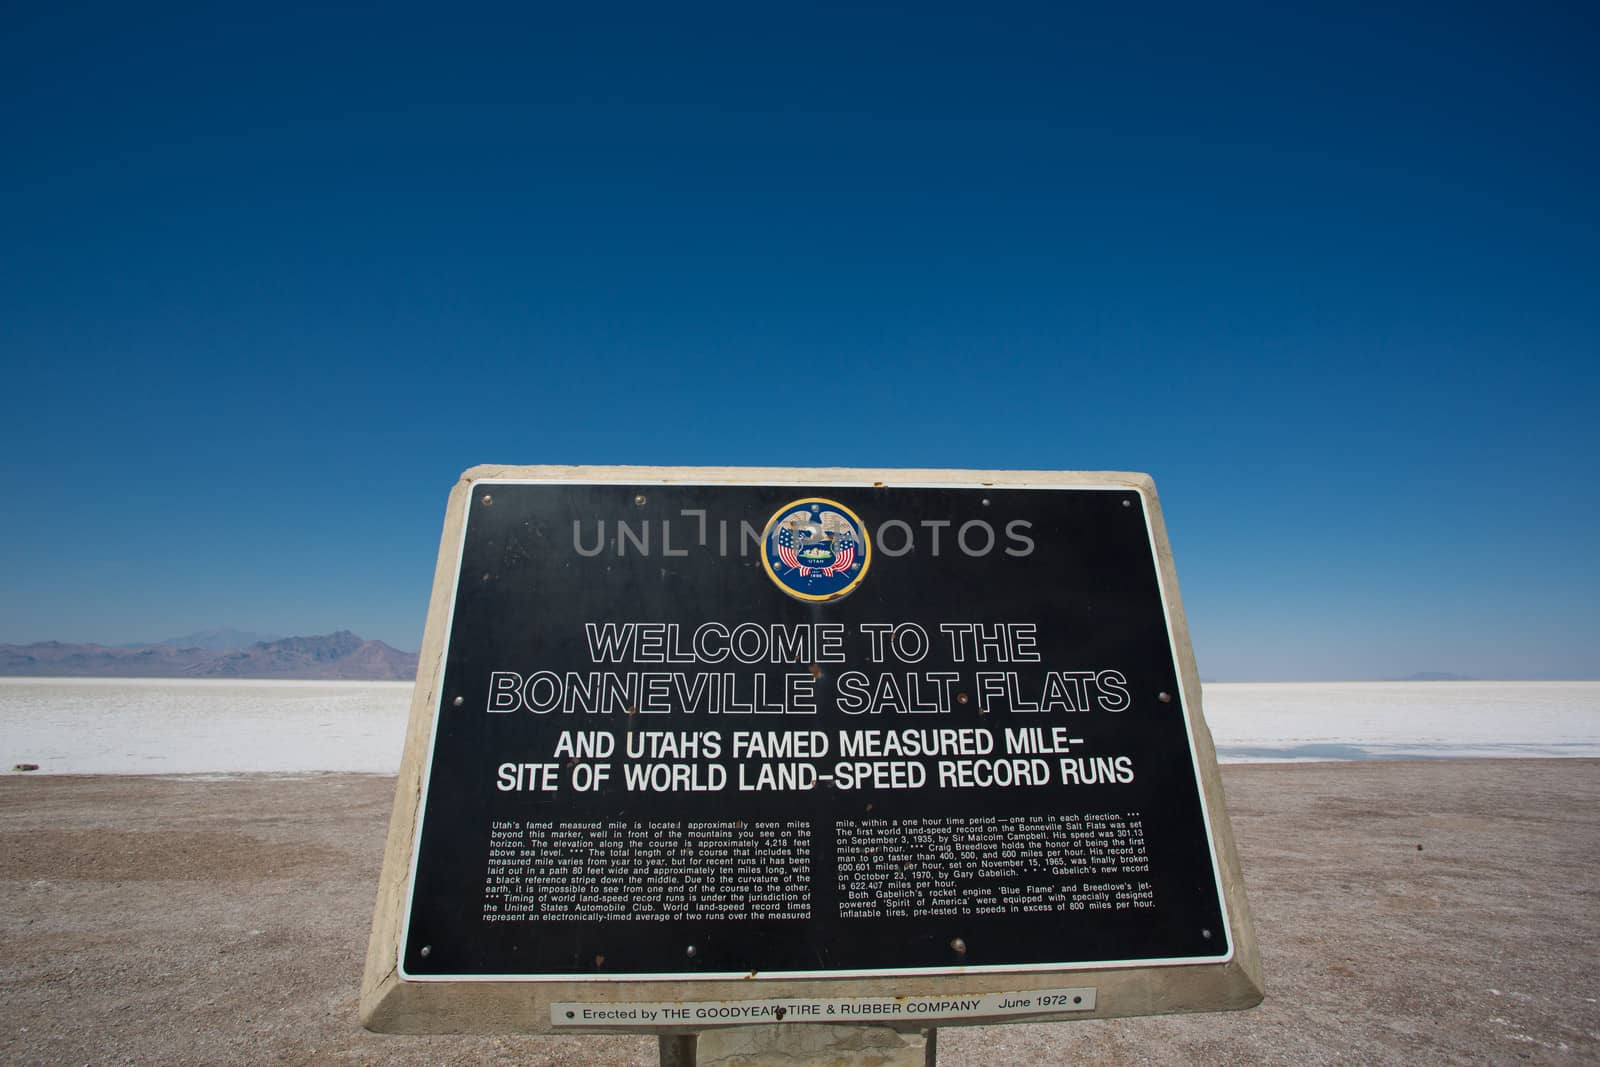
(154, 629), (283, 651)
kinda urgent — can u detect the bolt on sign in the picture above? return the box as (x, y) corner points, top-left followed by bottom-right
(362, 466), (1262, 1034)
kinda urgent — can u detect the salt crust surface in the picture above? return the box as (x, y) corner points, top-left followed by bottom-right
(1, 677), (1596, 774)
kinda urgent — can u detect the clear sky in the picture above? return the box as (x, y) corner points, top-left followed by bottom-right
(3, 4), (1595, 680)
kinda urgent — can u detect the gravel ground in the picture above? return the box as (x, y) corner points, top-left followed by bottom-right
(2, 760), (1596, 1065)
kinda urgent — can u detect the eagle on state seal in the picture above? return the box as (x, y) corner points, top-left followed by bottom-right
(774, 508), (859, 576)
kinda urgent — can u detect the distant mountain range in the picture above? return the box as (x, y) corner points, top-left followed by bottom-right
(0, 632), (1485, 686)
(146, 628), (284, 651)
(0, 631), (418, 681)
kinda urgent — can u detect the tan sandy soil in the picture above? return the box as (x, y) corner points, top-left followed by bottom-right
(2, 760), (1596, 1065)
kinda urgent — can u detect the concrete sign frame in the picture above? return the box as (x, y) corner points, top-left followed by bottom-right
(362, 465), (1263, 1034)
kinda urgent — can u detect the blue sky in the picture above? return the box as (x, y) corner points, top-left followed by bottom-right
(2, 4), (1595, 679)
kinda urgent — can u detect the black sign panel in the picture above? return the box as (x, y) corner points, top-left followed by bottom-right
(402, 482), (1229, 979)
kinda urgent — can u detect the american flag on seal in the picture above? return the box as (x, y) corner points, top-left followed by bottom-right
(775, 519), (857, 577)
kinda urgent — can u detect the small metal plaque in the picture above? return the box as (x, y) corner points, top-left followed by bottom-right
(399, 478), (1231, 980)
(550, 987), (1098, 1028)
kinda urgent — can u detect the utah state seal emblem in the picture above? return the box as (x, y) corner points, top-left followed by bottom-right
(761, 497), (872, 602)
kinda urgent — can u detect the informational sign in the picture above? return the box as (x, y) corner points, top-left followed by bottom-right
(362, 467), (1262, 1033)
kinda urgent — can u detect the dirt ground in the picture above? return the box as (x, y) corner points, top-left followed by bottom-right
(2, 760), (1596, 1065)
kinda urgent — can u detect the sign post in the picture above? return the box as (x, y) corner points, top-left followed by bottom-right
(363, 466), (1261, 1056)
